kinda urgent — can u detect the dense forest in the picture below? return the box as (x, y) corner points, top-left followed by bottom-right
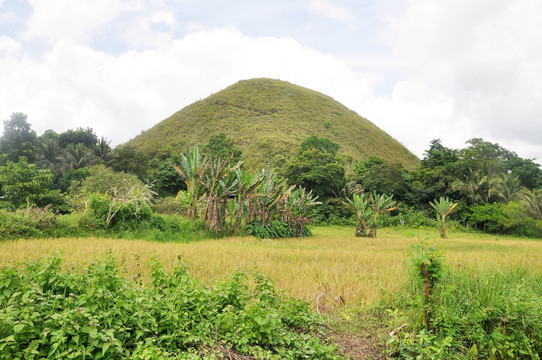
(1, 112), (542, 239)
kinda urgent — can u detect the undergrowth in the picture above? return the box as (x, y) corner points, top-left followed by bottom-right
(0, 253), (339, 359)
(386, 244), (542, 359)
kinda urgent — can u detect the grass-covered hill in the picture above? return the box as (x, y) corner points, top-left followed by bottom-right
(124, 78), (419, 168)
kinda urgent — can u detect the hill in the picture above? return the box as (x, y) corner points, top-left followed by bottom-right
(123, 78), (419, 169)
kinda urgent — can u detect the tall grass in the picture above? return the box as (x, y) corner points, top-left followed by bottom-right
(3, 226), (542, 310)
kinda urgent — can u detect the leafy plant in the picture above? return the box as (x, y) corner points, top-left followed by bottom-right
(429, 197), (458, 239)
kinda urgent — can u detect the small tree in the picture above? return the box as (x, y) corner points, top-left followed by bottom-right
(429, 197), (458, 239)
(79, 165), (155, 227)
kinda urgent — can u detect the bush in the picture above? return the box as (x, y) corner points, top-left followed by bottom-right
(388, 247), (542, 359)
(313, 198), (355, 226)
(0, 207), (56, 239)
(246, 221), (312, 239)
(0, 254), (339, 359)
(470, 202), (542, 237)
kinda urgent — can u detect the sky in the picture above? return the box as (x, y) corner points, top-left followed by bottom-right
(1, 0), (542, 162)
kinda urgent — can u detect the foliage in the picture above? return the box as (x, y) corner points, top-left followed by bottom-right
(203, 132), (243, 164)
(58, 127), (98, 148)
(123, 78), (419, 169)
(429, 197), (458, 239)
(246, 220), (311, 239)
(0, 207), (56, 239)
(388, 265), (542, 359)
(0, 157), (65, 211)
(345, 191), (396, 237)
(78, 165), (156, 227)
(0, 254), (339, 359)
(283, 136), (346, 200)
(469, 201), (542, 237)
(112, 145), (150, 179)
(0, 112), (38, 164)
(174, 146), (206, 219)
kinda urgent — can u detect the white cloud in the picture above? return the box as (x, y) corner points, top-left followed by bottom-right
(307, 0), (355, 25)
(0, 36), (22, 57)
(0, 26), (381, 149)
(387, 0), (542, 160)
(22, 0), (128, 43)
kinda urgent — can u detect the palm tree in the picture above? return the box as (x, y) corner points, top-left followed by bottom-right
(524, 189), (542, 220)
(495, 173), (525, 204)
(94, 137), (113, 165)
(61, 143), (97, 174)
(37, 138), (61, 171)
(429, 197), (458, 239)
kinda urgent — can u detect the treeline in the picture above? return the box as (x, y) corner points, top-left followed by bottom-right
(1, 112), (542, 238)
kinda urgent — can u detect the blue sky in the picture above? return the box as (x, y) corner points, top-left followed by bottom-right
(1, 0), (542, 162)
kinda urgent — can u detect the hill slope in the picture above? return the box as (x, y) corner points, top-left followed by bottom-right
(124, 78), (419, 168)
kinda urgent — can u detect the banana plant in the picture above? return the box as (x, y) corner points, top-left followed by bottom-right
(282, 187), (321, 237)
(199, 154), (242, 233)
(367, 192), (397, 238)
(345, 192), (371, 237)
(254, 168), (293, 225)
(174, 146), (206, 219)
(429, 197), (458, 239)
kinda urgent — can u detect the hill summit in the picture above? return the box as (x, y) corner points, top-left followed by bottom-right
(123, 78), (419, 168)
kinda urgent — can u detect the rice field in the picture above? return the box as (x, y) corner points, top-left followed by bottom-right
(2, 226), (542, 310)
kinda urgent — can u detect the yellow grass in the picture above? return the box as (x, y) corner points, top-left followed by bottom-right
(2, 226), (542, 310)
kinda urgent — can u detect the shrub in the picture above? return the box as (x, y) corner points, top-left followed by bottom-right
(388, 247), (542, 359)
(0, 254), (339, 359)
(470, 202), (542, 237)
(246, 220), (311, 239)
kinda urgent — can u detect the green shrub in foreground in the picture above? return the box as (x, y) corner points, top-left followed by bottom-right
(0, 254), (338, 359)
(387, 246), (542, 359)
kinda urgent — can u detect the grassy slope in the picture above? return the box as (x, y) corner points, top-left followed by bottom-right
(124, 78), (419, 169)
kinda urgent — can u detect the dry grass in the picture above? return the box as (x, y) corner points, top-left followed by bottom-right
(2, 226), (542, 309)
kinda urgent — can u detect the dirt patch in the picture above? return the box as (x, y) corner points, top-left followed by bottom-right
(329, 330), (385, 360)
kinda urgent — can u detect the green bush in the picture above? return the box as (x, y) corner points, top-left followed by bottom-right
(0, 207), (57, 239)
(0, 254), (339, 359)
(470, 202), (542, 237)
(388, 249), (542, 359)
(246, 221), (312, 239)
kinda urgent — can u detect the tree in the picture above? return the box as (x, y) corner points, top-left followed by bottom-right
(355, 158), (411, 203)
(93, 137), (113, 165)
(203, 133), (243, 164)
(0, 157), (61, 209)
(58, 127), (98, 148)
(283, 136), (345, 200)
(61, 143), (97, 174)
(112, 145), (150, 179)
(0, 113), (38, 164)
(79, 165), (155, 227)
(422, 139), (458, 169)
(429, 197), (458, 239)
(495, 173), (525, 204)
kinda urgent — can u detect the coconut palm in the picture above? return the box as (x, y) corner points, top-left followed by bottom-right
(429, 197), (458, 239)
(495, 173), (525, 204)
(61, 143), (97, 174)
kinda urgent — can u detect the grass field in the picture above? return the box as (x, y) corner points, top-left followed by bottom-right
(2, 226), (542, 311)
